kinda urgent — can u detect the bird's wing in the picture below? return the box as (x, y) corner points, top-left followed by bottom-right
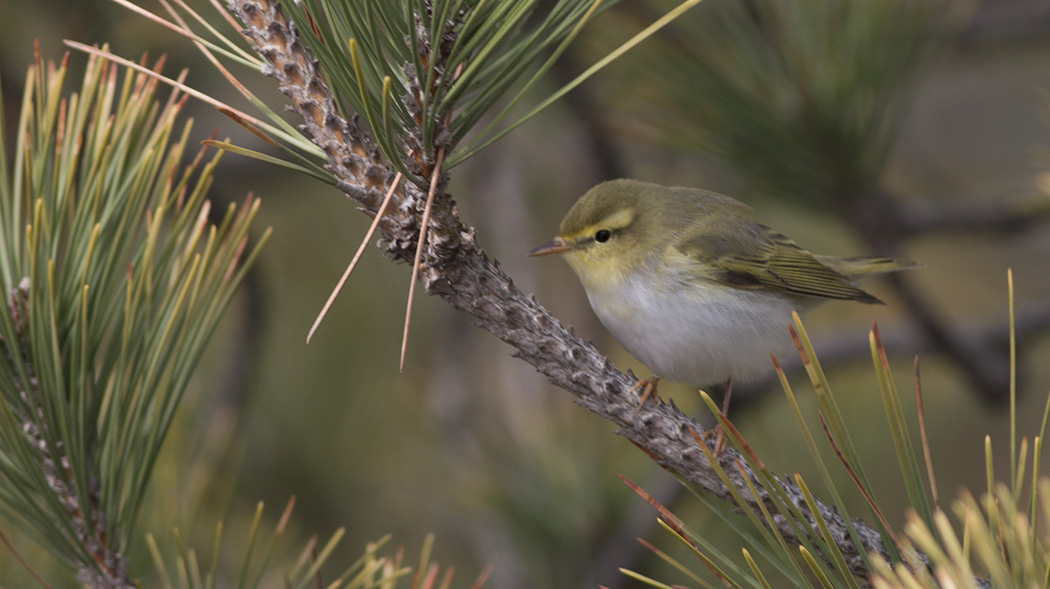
(673, 221), (884, 304)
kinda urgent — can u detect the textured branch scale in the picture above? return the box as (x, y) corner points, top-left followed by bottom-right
(229, 0), (891, 578)
(4, 279), (131, 587)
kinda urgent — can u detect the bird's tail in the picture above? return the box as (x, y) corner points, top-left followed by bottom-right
(819, 255), (922, 277)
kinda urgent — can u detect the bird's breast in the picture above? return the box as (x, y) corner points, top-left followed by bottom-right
(585, 270), (798, 387)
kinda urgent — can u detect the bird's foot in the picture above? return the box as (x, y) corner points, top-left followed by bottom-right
(702, 378), (734, 458)
(702, 426), (729, 458)
(632, 377), (661, 412)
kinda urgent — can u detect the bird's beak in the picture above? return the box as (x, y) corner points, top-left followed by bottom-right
(528, 236), (571, 257)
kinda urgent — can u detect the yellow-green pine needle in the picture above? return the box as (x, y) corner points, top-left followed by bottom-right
(293, 528), (346, 589)
(794, 473), (859, 588)
(617, 568), (682, 589)
(206, 521), (222, 589)
(741, 548), (772, 589)
(798, 545), (834, 589)
(774, 354), (876, 571)
(646, 524), (728, 587)
(235, 501), (265, 589)
(1009, 269), (1017, 494)
(985, 436), (994, 504)
(147, 533), (173, 589)
(411, 533), (436, 589)
(1014, 437), (1028, 503)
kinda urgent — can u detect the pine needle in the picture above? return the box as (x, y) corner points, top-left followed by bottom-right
(0, 526), (52, 588)
(400, 147), (445, 371)
(307, 172), (403, 343)
(914, 356), (940, 510)
(64, 40), (261, 129)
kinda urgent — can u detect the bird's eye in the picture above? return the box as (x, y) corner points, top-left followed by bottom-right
(594, 229), (611, 243)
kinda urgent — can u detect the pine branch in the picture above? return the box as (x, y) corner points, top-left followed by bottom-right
(0, 46), (268, 586)
(230, 0), (895, 578)
(3, 280), (133, 587)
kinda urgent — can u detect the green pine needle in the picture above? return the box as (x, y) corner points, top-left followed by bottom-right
(0, 48), (268, 581)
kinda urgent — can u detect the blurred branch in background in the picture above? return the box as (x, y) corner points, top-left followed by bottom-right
(961, 0), (1050, 44)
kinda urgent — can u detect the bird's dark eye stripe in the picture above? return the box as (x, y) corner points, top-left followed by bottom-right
(594, 229), (611, 243)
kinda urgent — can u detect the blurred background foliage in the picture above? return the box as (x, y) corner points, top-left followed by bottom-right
(2, 0), (1050, 587)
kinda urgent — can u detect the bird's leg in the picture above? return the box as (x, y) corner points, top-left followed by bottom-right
(703, 378), (733, 457)
(632, 376), (661, 411)
(714, 378), (733, 455)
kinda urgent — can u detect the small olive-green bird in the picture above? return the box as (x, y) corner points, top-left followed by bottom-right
(530, 179), (916, 389)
